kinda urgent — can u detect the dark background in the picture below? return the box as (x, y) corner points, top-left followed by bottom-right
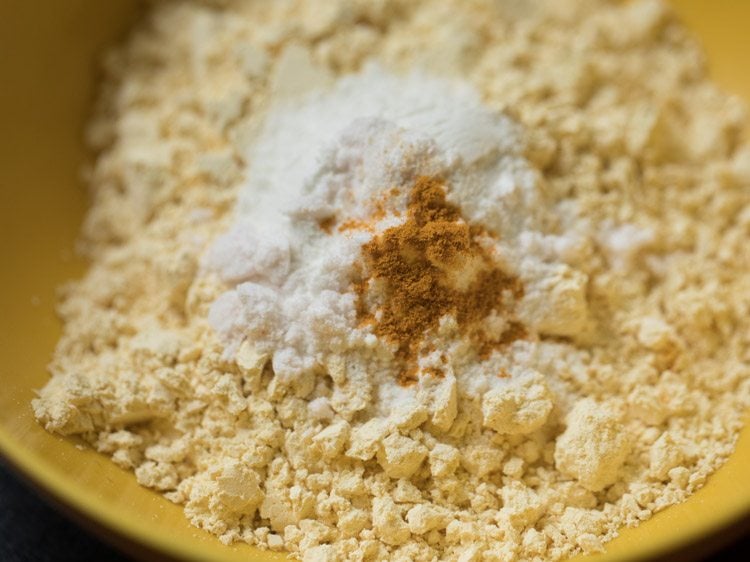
(0, 460), (747, 562)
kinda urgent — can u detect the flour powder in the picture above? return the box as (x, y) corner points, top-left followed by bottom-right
(33, 1), (750, 561)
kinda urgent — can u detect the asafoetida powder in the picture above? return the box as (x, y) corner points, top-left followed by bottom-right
(33, 1), (750, 560)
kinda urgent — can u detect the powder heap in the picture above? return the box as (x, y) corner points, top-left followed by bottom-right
(32, 1), (750, 561)
(201, 73), (569, 416)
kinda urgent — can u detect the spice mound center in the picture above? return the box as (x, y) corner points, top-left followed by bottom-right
(355, 176), (525, 385)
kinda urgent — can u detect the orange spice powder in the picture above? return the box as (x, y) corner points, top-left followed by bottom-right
(354, 176), (525, 385)
(317, 216), (336, 234)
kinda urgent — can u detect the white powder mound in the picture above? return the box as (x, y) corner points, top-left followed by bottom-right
(204, 70), (590, 425)
(234, 66), (522, 228)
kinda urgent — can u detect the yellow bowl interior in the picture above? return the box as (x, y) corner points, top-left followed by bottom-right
(0, 1), (748, 560)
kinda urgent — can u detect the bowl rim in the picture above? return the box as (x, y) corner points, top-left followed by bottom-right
(0, 426), (264, 562)
(0, 428), (195, 561)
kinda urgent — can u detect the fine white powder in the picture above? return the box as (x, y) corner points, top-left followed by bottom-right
(234, 66), (522, 228)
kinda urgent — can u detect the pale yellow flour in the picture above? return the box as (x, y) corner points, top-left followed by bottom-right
(33, 1), (750, 561)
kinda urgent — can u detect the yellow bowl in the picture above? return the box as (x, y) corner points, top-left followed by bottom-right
(0, 1), (748, 560)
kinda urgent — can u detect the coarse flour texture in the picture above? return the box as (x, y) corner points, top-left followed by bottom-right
(33, 1), (750, 561)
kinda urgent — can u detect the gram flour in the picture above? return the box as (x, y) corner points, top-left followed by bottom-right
(33, 1), (750, 561)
